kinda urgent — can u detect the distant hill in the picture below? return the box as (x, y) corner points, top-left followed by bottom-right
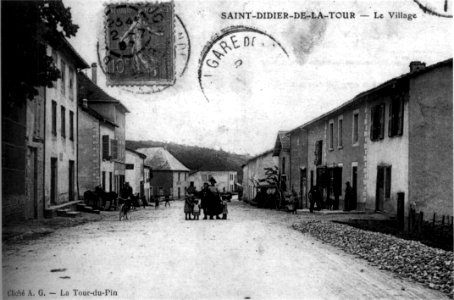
(126, 140), (250, 180)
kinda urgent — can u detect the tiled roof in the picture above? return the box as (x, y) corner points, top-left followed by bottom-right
(77, 72), (130, 113)
(273, 131), (290, 156)
(79, 102), (118, 128)
(136, 147), (190, 172)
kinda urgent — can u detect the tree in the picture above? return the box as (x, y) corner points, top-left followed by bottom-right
(2, 0), (79, 104)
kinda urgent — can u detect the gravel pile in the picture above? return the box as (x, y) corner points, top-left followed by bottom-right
(293, 220), (454, 297)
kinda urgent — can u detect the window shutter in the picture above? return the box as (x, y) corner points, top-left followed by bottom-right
(111, 139), (118, 159)
(102, 135), (110, 160)
(388, 101), (394, 137)
(370, 106), (376, 141)
(379, 104), (385, 139)
(397, 98), (404, 136)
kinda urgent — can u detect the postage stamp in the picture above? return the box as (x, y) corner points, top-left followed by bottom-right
(103, 2), (175, 86)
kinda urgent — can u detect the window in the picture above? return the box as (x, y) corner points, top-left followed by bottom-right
(69, 68), (74, 100)
(60, 59), (66, 96)
(52, 50), (58, 89)
(314, 140), (323, 165)
(102, 135), (110, 160)
(329, 120), (334, 150)
(178, 172), (181, 182)
(109, 172), (113, 192)
(126, 164), (134, 169)
(32, 96), (43, 140)
(52, 101), (57, 136)
(338, 117), (343, 148)
(352, 111), (359, 145)
(370, 104), (385, 141)
(202, 174), (207, 182)
(61, 106), (66, 138)
(389, 96), (404, 137)
(184, 173), (187, 181)
(282, 157), (286, 174)
(69, 111), (74, 140)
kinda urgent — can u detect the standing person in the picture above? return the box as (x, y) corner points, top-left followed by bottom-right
(192, 199), (201, 220)
(344, 181), (353, 211)
(184, 194), (193, 220)
(120, 182), (133, 200)
(187, 182), (197, 196)
(308, 185), (321, 213)
(200, 182), (210, 219)
(208, 177), (222, 219)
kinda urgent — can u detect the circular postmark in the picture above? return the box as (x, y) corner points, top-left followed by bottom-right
(198, 26), (289, 102)
(412, 0), (452, 17)
(97, 3), (190, 94)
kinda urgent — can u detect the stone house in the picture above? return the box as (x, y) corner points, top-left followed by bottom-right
(287, 59), (453, 219)
(78, 64), (129, 195)
(78, 99), (117, 195)
(125, 148), (147, 197)
(241, 150), (278, 202)
(136, 147), (190, 199)
(188, 170), (238, 192)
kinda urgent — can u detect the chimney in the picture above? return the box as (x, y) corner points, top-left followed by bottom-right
(91, 62), (97, 84)
(409, 61), (426, 73)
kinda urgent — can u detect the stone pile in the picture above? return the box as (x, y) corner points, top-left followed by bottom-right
(293, 220), (454, 297)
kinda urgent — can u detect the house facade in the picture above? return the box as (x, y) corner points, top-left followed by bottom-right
(125, 148), (147, 197)
(78, 99), (117, 195)
(188, 170), (238, 192)
(78, 65), (129, 195)
(136, 147), (190, 199)
(242, 150), (278, 202)
(287, 59), (452, 219)
(44, 41), (89, 212)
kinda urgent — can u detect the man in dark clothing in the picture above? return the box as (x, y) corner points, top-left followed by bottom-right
(308, 185), (322, 213)
(120, 182), (133, 199)
(200, 182), (210, 219)
(344, 181), (353, 211)
(187, 182), (197, 196)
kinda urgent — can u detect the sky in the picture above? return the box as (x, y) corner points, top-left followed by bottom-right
(64, 0), (452, 155)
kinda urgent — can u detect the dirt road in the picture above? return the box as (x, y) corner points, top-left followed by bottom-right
(3, 201), (447, 299)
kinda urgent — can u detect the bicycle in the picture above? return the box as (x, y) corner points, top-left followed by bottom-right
(119, 197), (132, 221)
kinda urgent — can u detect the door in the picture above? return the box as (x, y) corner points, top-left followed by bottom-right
(69, 160), (75, 201)
(51, 157), (58, 205)
(351, 166), (358, 210)
(300, 168), (307, 209)
(376, 166), (385, 211)
(333, 167), (342, 210)
(25, 147), (38, 219)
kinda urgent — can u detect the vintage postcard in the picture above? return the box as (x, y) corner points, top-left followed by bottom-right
(2, 0), (452, 299)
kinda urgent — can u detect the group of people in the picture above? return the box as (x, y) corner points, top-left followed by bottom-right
(184, 178), (228, 220)
(308, 181), (354, 213)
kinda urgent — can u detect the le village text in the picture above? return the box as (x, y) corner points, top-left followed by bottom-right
(221, 11), (418, 20)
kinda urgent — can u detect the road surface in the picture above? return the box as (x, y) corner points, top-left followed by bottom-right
(3, 201), (447, 299)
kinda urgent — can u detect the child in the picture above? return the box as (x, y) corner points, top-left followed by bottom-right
(184, 194), (193, 220)
(192, 199), (201, 220)
(222, 199), (228, 220)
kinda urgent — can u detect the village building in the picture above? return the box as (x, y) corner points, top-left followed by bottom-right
(287, 59), (452, 219)
(136, 147), (190, 199)
(188, 170), (238, 192)
(125, 148), (147, 197)
(78, 99), (117, 195)
(241, 150), (278, 203)
(78, 64), (129, 195)
(43, 40), (89, 217)
(272, 131), (291, 193)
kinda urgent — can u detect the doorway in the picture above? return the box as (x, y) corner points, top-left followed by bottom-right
(351, 166), (358, 210)
(69, 160), (75, 201)
(25, 147), (38, 219)
(300, 168), (307, 209)
(50, 157), (58, 205)
(376, 165), (391, 212)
